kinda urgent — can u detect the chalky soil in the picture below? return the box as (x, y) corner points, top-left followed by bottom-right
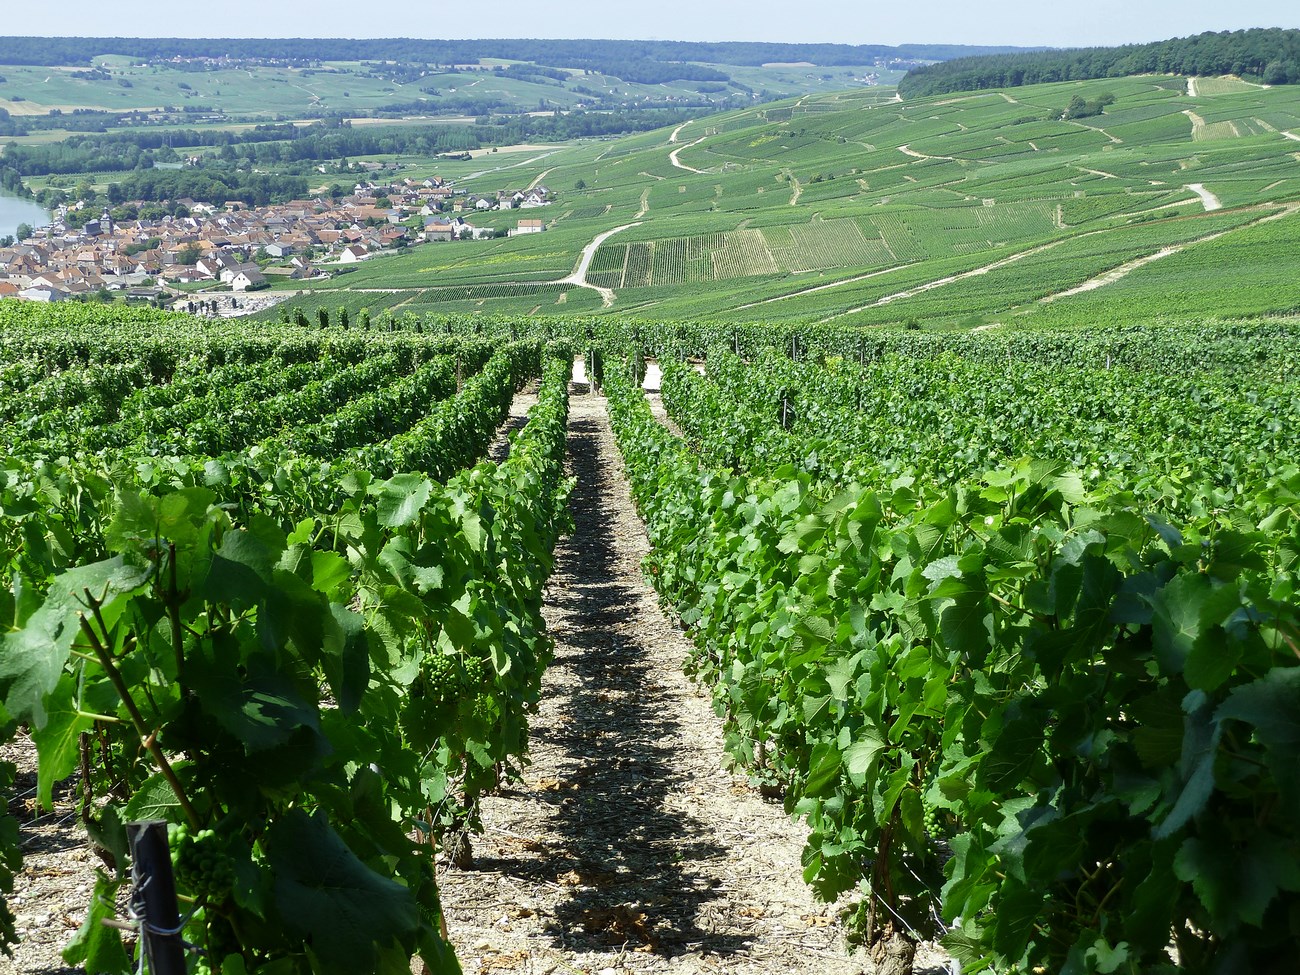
(437, 389), (865, 974)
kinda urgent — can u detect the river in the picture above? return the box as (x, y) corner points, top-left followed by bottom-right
(0, 193), (51, 242)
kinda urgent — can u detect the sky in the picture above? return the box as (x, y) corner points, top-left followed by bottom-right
(4, 1), (1297, 50)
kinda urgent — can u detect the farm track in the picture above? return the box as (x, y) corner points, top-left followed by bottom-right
(315, 220), (644, 310)
(466, 150), (562, 181)
(897, 144), (954, 162)
(669, 138), (709, 174)
(560, 223), (642, 307)
(1039, 247), (1185, 302)
(734, 264), (915, 311)
(822, 238), (1071, 321)
(1036, 203), (1298, 304)
(1186, 183), (1223, 211)
(437, 390), (868, 975)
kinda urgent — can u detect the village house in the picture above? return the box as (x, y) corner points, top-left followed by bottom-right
(231, 268), (267, 292)
(424, 220), (455, 242)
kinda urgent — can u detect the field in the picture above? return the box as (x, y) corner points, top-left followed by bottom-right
(3, 298), (1300, 975)
(0, 53), (904, 123)
(275, 73), (1300, 324)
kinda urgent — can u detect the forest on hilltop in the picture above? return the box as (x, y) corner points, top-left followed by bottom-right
(899, 27), (1300, 97)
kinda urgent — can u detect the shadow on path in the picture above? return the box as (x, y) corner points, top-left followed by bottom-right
(472, 406), (752, 958)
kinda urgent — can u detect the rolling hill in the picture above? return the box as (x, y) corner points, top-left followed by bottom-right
(282, 72), (1300, 327)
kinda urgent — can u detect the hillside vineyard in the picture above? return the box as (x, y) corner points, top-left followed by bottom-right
(2, 26), (1300, 975)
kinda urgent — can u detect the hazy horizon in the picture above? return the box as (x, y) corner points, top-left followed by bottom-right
(7, 1), (1298, 51)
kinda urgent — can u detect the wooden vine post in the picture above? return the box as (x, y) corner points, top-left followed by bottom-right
(126, 820), (186, 975)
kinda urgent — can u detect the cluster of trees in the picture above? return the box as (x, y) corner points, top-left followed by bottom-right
(0, 164), (28, 197)
(899, 27), (1300, 98)
(496, 63), (570, 84)
(3, 123), (305, 177)
(1060, 91), (1116, 120)
(0, 105), (223, 138)
(44, 170), (308, 219)
(0, 108), (22, 138)
(0, 36), (1031, 70)
(560, 58), (729, 85)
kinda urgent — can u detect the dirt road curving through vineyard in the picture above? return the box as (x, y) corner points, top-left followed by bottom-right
(437, 388), (865, 975)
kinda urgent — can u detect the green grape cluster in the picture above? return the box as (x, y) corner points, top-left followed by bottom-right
(922, 797), (941, 840)
(470, 693), (496, 723)
(169, 823), (235, 899)
(400, 652), (495, 747)
(423, 653), (460, 704)
(424, 653), (491, 705)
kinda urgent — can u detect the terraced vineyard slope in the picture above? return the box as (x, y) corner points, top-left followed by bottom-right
(276, 74), (1300, 324)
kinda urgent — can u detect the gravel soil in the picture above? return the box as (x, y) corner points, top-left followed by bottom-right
(436, 389), (866, 975)
(1, 732), (92, 975)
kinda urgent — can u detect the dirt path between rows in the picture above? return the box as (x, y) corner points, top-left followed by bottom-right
(1, 734), (90, 975)
(437, 390), (866, 975)
(488, 379), (541, 463)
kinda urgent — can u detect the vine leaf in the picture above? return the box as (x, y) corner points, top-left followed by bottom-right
(0, 557), (149, 725)
(1154, 695), (1220, 839)
(376, 474), (432, 528)
(123, 767), (190, 823)
(843, 734), (884, 787)
(268, 809), (423, 975)
(31, 675), (92, 809)
(198, 529), (273, 610)
(188, 660), (322, 753)
(1217, 667), (1300, 806)
(61, 870), (130, 974)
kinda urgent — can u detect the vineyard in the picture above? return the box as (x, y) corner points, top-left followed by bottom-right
(279, 72), (1300, 323)
(0, 303), (574, 975)
(599, 321), (1300, 973)
(2, 302), (1300, 975)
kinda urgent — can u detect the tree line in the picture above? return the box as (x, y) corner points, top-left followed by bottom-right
(12, 109), (697, 211)
(6, 110), (698, 186)
(46, 170), (309, 220)
(0, 36), (1030, 70)
(899, 27), (1300, 98)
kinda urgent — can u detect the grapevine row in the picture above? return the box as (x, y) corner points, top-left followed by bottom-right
(604, 352), (1299, 973)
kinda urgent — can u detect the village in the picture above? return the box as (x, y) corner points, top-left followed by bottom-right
(0, 173), (553, 304)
